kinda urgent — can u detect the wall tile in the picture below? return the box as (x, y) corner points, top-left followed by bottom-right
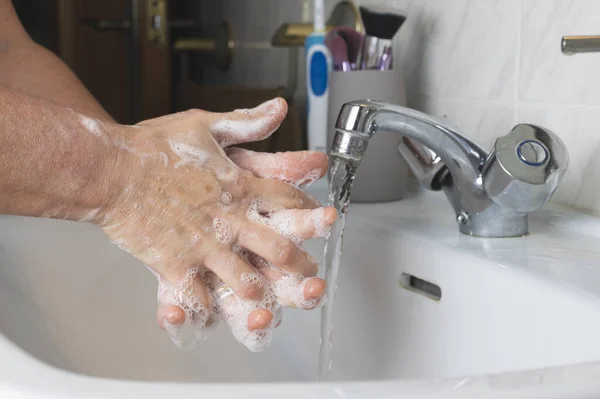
(520, 0), (600, 105)
(416, 0), (520, 101)
(356, 0), (520, 102)
(420, 97), (515, 151)
(518, 103), (600, 213)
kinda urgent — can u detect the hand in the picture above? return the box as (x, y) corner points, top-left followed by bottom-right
(95, 98), (336, 350)
(157, 148), (333, 350)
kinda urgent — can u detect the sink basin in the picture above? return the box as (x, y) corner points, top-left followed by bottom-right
(2, 181), (600, 398)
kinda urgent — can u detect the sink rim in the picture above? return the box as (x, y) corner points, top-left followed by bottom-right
(3, 332), (600, 399)
(3, 182), (600, 397)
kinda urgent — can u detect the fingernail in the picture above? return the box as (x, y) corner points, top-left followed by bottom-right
(248, 309), (273, 331)
(304, 278), (326, 300)
(164, 306), (187, 325)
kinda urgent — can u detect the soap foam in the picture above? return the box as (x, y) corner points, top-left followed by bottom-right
(221, 192), (233, 205)
(228, 149), (323, 189)
(240, 271), (264, 288)
(304, 207), (330, 238)
(210, 276), (279, 353)
(215, 165), (239, 182)
(248, 200), (330, 243)
(294, 168), (323, 189)
(213, 218), (233, 244)
(210, 99), (283, 146)
(205, 250), (320, 352)
(80, 115), (103, 137)
(155, 267), (212, 351)
(266, 211), (302, 244)
(150, 251), (321, 352)
(247, 199), (302, 244)
(168, 140), (210, 168)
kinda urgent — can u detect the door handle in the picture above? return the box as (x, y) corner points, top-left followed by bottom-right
(79, 18), (131, 32)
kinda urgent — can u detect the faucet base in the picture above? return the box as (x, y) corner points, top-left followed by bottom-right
(457, 205), (528, 238)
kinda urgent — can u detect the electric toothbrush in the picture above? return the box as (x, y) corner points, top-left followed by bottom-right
(305, 0), (332, 152)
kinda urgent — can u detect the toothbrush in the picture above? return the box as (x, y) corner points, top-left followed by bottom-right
(305, 0), (333, 153)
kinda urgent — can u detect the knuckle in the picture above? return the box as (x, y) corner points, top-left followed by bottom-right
(276, 241), (295, 265)
(240, 284), (263, 301)
(231, 170), (252, 198)
(187, 108), (207, 118)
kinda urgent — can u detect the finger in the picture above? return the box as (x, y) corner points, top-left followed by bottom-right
(211, 280), (275, 331)
(157, 305), (186, 329)
(216, 290), (274, 352)
(208, 98), (288, 147)
(155, 267), (212, 327)
(249, 178), (321, 211)
(157, 272), (220, 330)
(157, 269), (214, 350)
(262, 269), (326, 310)
(269, 207), (337, 240)
(237, 224), (318, 277)
(226, 148), (328, 188)
(248, 309), (273, 331)
(204, 251), (265, 301)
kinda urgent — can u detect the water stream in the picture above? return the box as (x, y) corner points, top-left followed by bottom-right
(318, 155), (361, 381)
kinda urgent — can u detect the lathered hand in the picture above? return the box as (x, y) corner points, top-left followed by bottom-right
(96, 98), (335, 350)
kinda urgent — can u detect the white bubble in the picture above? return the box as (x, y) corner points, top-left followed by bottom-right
(294, 168), (323, 189)
(221, 192), (233, 205)
(213, 218), (233, 244)
(306, 207), (330, 238)
(168, 140), (210, 168)
(80, 115), (103, 137)
(240, 272), (264, 288)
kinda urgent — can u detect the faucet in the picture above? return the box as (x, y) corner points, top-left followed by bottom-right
(330, 100), (569, 238)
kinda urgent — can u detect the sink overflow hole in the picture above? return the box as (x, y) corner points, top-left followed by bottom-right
(399, 273), (442, 301)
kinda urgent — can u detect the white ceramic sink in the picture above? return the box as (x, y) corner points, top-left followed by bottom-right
(3, 181), (600, 398)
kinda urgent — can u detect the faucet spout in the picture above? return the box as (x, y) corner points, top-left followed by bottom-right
(330, 99), (568, 238)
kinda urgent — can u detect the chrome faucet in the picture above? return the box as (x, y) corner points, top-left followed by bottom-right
(330, 100), (569, 237)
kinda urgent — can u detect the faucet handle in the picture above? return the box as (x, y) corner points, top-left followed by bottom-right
(483, 124), (569, 213)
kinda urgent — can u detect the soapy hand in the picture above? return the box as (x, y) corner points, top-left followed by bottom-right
(157, 148), (332, 349)
(96, 98), (336, 351)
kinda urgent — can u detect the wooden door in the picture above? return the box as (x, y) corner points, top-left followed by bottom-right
(57, 0), (171, 124)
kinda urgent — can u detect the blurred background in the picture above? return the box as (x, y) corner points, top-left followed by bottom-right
(15, 0), (600, 213)
(11, 0), (344, 153)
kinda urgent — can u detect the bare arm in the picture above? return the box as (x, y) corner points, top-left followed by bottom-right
(0, 85), (123, 219)
(0, 0), (113, 120)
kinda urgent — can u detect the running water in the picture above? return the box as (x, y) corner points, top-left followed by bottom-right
(318, 156), (360, 381)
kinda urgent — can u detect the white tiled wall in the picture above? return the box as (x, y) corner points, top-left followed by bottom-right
(201, 0), (600, 215)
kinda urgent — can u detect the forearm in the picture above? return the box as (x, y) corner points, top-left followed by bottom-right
(0, 85), (125, 221)
(0, 0), (113, 121)
(0, 42), (114, 121)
